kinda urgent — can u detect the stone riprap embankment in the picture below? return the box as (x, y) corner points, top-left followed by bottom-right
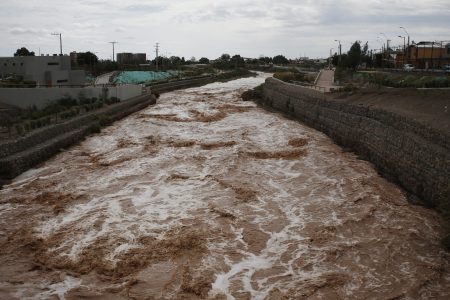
(258, 77), (450, 211)
(0, 93), (156, 183)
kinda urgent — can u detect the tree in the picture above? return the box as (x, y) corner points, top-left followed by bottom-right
(331, 53), (339, 66)
(360, 43), (373, 68)
(153, 56), (171, 69)
(259, 56), (272, 64)
(170, 56), (182, 66)
(273, 55), (289, 65)
(220, 54), (231, 61)
(14, 47), (35, 56)
(346, 41), (362, 69)
(95, 60), (118, 74)
(213, 54), (232, 69)
(199, 57), (210, 64)
(76, 52), (98, 66)
(230, 54), (245, 68)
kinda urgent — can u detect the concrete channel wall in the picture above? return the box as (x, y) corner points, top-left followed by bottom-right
(260, 77), (450, 210)
(0, 85), (144, 109)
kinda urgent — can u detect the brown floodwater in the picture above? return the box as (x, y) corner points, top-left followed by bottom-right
(0, 73), (449, 299)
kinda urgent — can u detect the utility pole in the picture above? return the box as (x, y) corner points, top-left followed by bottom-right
(399, 36), (406, 66)
(51, 33), (62, 55)
(334, 40), (341, 65)
(155, 42), (160, 71)
(109, 41), (118, 62)
(329, 48), (333, 68)
(387, 39), (391, 67)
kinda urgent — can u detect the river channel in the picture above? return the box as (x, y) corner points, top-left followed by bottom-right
(0, 73), (449, 299)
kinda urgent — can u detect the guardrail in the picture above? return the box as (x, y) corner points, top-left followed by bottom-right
(313, 70), (322, 85)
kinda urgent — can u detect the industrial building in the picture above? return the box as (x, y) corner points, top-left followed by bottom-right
(0, 55), (85, 86)
(396, 41), (450, 69)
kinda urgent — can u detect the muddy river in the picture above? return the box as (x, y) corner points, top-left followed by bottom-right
(0, 73), (449, 299)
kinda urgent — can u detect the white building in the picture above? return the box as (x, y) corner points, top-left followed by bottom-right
(0, 55), (85, 86)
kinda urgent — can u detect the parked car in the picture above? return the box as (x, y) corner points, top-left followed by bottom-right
(403, 64), (414, 71)
(443, 64), (450, 73)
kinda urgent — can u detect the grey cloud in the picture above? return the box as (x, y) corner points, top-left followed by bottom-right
(125, 4), (167, 13)
(9, 28), (47, 35)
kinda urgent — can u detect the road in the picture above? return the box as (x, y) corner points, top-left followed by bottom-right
(0, 73), (449, 299)
(94, 71), (116, 85)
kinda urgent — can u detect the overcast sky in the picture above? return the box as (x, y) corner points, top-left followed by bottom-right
(1, 0), (449, 60)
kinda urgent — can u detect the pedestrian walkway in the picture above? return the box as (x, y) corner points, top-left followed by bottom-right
(314, 69), (336, 92)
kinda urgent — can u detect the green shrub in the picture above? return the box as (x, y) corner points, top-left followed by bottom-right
(99, 115), (112, 126)
(341, 84), (358, 92)
(90, 123), (101, 133)
(57, 96), (77, 107)
(273, 71), (312, 83)
(15, 124), (24, 136)
(216, 69), (256, 81)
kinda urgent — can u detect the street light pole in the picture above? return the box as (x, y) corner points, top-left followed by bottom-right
(398, 36), (406, 66)
(400, 26), (410, 46)
(399, 27), (410, 64)
(377, 37), (385, 68)
(329, 48), (333, 69)
(379, 33), (388, 51)
(380, 33), (392, 67)
(398, 35), (406, 64)
(334, 40), (341, 65)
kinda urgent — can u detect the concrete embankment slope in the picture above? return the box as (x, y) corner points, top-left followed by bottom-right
(0, 94), (156, 182)
(260, 77), (450, 211)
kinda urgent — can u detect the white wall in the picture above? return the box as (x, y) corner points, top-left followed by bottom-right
(0, 56), (84, 86)
(0, 85), (144, 109)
